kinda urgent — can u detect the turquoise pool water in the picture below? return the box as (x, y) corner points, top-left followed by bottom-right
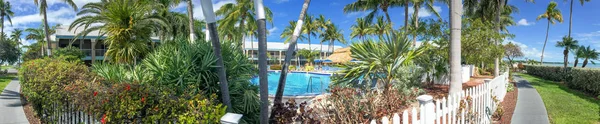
(250, 71), (332, 96)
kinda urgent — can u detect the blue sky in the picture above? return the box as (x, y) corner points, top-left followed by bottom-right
(4, 0), (600, 62)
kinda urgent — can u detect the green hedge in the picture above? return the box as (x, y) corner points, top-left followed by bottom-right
(524, 65), (600, 96)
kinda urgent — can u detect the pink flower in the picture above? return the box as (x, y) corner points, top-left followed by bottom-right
(101, 114), (107, 124)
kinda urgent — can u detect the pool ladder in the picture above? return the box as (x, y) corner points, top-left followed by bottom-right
(307, 76), (324, 94)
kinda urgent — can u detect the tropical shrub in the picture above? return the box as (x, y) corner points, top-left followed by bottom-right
(305, 65), (314, 71)
(270, 65), (282, 70)
(289, 65), (296, 71)
(20, 58), (227, 123)
(91, 38), (260, 123)
(52, 46), (85, 61)
(524, 65), (600, 96)
(523, 65), (568, 82)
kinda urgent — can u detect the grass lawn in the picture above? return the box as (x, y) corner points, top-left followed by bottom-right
(517, 73), (600, 124)
(0, 66), (11, 69)
(0, 75), (16, 93)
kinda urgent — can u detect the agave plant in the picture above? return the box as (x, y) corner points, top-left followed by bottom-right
(333, 33), (426, 93)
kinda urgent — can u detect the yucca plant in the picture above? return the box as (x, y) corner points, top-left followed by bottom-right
(333, 32), (426, 93)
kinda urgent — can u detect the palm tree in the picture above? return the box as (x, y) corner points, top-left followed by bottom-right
(297, 49), (319, 66)
(410, 0), (441, 45)
(10, 28), (21, 43)
(252, 0), (269, 123)
(343, 0), (401, 23)
(556, 36), (578, 68)
(186, 0), (195, 42)
(449, 0), (462, 94)
(70, 0), (168, 64)
(215, 0), (273, 47)
(537, 1), (563, 64)
(32, 0), (77, 56)
(573, 45), (584, 67)
(281, 21), (308, 66)
(272, 0), (311, 121)
(350, 18), (372, 41)
(0, 0), (13, 37)
(302, 15), (320, 50)
(580, 45), (599, 68)
(320, 23), (346, 58)
(315, 14), (330, 59)
(567, 0), (590, 39)
(372, 16), (392, 39)
(200, 0), (233, 111)
(25, 24), (57, 57)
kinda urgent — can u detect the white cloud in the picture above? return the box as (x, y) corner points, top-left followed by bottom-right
(192, 0), (236, 20)
(273, 0), (290, 4)
(408, 6), (442, 18)
(593, 23), (600, 26)
(517, 19), (534, 26)
(504, 40), (550, 60)
(4, 7), (77, 28)
(345, 11), (369, 18)
(268, 27), (278, 33)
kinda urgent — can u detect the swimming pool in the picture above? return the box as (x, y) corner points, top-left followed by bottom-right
(250, 71), (332, 96)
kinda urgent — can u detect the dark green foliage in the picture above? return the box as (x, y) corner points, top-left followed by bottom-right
(524, 65), (600, 96)
(93, 38), (260, 123)
(0, 36), (21, 64)
(52, 46), (85, 61)
(20, 58), (226, 123)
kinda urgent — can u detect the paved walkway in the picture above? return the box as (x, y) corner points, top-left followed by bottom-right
(511, 75), (549, 124)
(0, 79), (29, 124)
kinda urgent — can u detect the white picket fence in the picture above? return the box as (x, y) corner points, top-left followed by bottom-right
(430, 65), (475, 85)
(371, 71), (509, 124)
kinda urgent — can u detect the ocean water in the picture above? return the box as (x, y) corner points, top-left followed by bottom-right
(538, 63), (600, 68)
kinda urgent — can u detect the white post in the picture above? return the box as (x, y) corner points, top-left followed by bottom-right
(220, 113), (243, 124)
(417, 95), (434, 124)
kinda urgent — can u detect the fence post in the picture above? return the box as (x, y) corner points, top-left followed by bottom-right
(220, 113), (243, 124)
(417, 95), (434, 124)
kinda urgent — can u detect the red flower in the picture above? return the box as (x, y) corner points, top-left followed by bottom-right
(124, 84), (131, 91)
(141, 97), (145, 103)
(93, 92), (98, 97)
(101, 114), (107, 124)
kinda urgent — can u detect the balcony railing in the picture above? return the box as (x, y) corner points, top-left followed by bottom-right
(81, 49), (106, 56)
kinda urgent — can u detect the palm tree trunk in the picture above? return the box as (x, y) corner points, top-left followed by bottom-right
(200, 0), (232, 111)
(413, 5), (419, 46)
(187, 0), (195, 43)
(251, 35), (254, 59)
(574, 57), (579, 67)
(582, 58), (588, 68)
(568, 0), (574, 38)
(541, 20), (550, 64)
(1, 15), (4, 38)
(564, 49), (568, 68)
(43, 9), (52, 56)
(404, 1), (409, 33)
(494, 0), (505, 77)
(449, 0), (462, 94)
(273, 0), (311, 117)
(253, 0), (269, 123)
(320, 42), (323, 59)
(308, 33), (311, 50)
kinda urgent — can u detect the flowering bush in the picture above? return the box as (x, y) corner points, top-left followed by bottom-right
(20, 58), (226, 123)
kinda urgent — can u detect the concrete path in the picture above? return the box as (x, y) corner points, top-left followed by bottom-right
(511, 75), (549, 124)
(0, 79), (29, 124)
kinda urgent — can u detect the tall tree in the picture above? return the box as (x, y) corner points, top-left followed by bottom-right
(215, 0), (273, 47)
(271, 0), (311, 121)
(186, 0), (195, 42)
(302, 15), (320, 50)
(70, 0), (168, 64)
(252, 0), (269, 123)
(280, 21), (307, 66)
(10, 28), (21, 43)
(537, 1), (563, 64)
(580, 45), (599, 68)
(350, 18), (372, 41)
(32, 0), (77, 56)
(449, 0), (462, 94)
(315, 14), (331, 59)
(556, 36), (578, 68)
(573, 45), (584, 67)
(372, 16), (392, 39)
(343, 0), (401, 23)
(567, 0), (590, 39)
(504, 42), (523, 67)
(410, 0), (441, 45)
(320, 23), (346, 58)
(0, 0), (13, 37)
(200, 0), (233, 111)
